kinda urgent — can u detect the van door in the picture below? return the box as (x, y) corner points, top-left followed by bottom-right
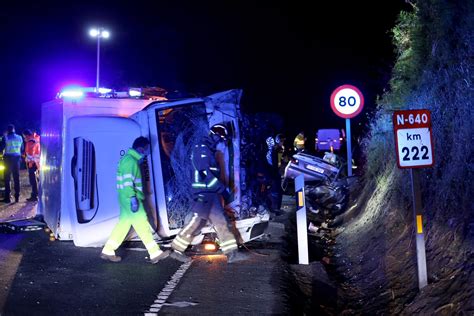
(66, 116), (141, 247)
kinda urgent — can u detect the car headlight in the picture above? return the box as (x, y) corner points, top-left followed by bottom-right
(0, 164), (5, 171)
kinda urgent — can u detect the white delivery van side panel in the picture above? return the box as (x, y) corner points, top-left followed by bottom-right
(65, 116), (141, 247)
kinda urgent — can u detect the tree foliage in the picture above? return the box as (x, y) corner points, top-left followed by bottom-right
(366, 0), (473, 216)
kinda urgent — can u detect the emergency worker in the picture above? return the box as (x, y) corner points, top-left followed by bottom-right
(23, 129), (40, 202)
(101, 137), (169, 264)
(0, 124), (23, 203)
(169, 124), (249, 264)
(293, 131), (306, 153)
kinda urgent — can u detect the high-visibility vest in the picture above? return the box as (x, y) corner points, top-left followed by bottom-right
(4, 133), (23, 156)
(25, 133), (41, 168)
(116, 148), (144, 203)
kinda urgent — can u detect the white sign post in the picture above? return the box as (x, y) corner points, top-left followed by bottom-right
(295, 175), (309, 264)
(330, 84), (364, 176)
(393, 109), (434, 290)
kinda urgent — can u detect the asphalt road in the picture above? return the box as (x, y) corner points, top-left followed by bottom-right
(0, 170), (291, 315)
(0, 214), (288, 315)
(2, 230), (182, 315)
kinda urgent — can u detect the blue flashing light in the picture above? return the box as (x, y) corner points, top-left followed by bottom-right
(59, 90), (84, 98)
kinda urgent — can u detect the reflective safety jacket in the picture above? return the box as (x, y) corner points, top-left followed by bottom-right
(191, 137), (226, 197)
(24, 133), (41, 168)
(4, 133), (23, 156)
(116, 148), (144, 211)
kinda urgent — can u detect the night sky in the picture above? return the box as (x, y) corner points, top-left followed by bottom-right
(0, 0), (411, 139)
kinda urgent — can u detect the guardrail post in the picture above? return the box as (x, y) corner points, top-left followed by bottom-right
(295, 175), (309, 264)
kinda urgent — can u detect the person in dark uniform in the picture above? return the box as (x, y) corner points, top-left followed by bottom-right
(169, 124), (249, 264)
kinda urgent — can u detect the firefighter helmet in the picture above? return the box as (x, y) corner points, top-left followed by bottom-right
(210, 124), (228, 140)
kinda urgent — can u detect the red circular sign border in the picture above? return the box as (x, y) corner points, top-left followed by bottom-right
(330, 84), (364, 119)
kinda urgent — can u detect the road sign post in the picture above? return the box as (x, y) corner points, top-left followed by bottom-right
(295, 175), (309, 264)
(393, 109), (434, 290)
(330, 84), (364, 176)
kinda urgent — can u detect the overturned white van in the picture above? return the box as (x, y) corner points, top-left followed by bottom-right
(39, 89), (269, 247)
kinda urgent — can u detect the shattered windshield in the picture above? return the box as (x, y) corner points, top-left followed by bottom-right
(156, 103), (208, 229)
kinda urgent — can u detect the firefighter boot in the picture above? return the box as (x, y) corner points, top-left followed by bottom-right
(169, 250), (192, 263)
(149, 250), (171, 264)
(227, 250), (251, 264)
(100, 253), (122, 263)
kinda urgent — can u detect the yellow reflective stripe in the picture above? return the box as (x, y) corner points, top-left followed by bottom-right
(221, 244), (238, 252)
(209, 167), (218, 171)
(207, 178), (218, 188)
(416, 215), (423, 234)
(173, 236), (189, 249)
(122, 181), (134, 187)
(136, 187), (143, 192)
(220, 239), (237, 247)
(195, 171), (199, 182)
(298, 191), (304, 207)
(192, 183), (206, 188)
(144, 241), (158, 250)
(134, 179), (142, 184)
(117, 174), (134, 181)
(181, 214), (197, 233)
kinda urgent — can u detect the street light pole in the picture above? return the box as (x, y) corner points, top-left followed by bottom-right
(96, 33), (100, 91)
(89, 27), (110, 92)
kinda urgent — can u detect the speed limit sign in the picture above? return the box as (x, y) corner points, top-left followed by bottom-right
(393, 109), (434, 168)
(330, 84), (364, 119)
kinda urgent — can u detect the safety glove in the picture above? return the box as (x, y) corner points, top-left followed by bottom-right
(130, 196), (139, 213)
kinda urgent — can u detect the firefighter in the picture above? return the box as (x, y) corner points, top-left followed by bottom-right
(0, 124), (23, 203)
(100, 136), (169, 264)
(22, 129), (40, 202)
(169, 124), (249, 264)
(293, 131), (306, 153)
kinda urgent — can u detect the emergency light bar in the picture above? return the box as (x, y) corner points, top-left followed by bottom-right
(57, 86), (168, 100)
(59, 90), (84, 98)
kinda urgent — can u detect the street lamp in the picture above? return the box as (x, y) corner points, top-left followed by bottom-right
(89, 27), (110, 92)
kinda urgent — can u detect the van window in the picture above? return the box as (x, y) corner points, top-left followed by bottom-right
(155, 103), (208, 229)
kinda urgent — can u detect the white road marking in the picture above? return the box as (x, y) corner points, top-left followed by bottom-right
(144, 261), (194, 315)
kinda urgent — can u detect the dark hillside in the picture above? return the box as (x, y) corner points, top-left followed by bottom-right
(332, 0), (473, 313)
